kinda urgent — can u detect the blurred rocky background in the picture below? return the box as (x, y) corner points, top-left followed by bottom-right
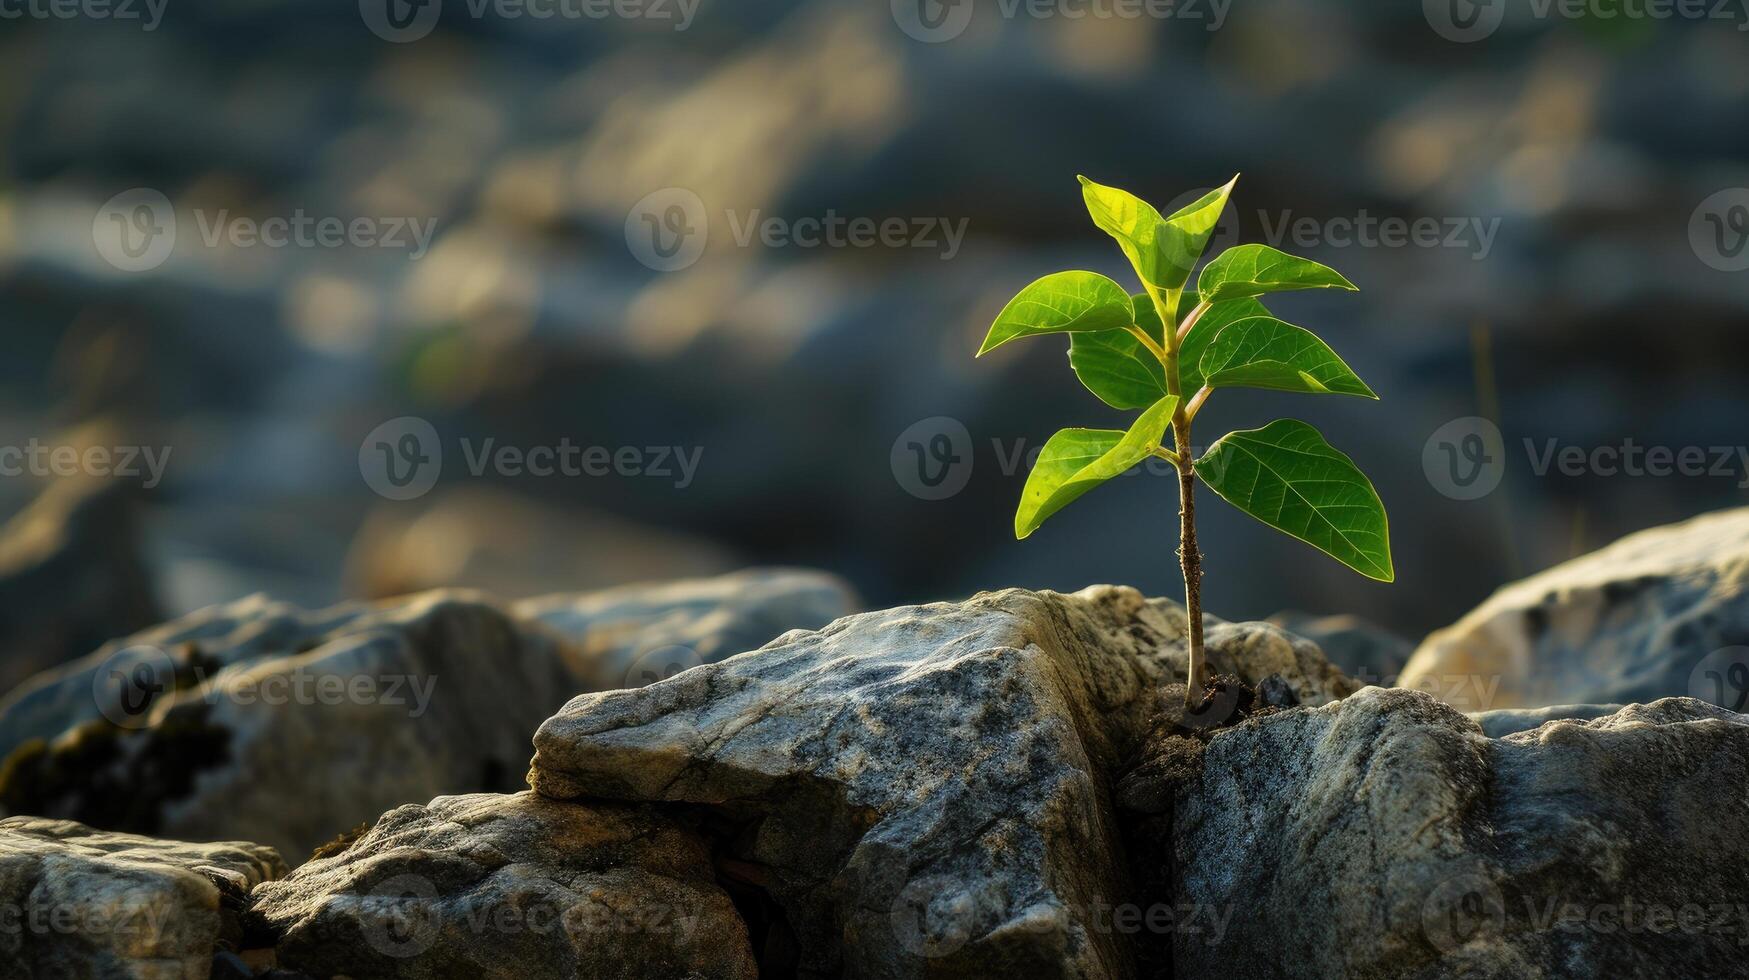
(1, 0), (1746, 692)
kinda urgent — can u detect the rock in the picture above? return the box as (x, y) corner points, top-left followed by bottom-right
(1254, 674), (1299, 710)
(0, 590), (584, 861)
(0, 816), (284, 979)
(528, 585), (1357, 979)
(1202, 621), (1359, 708)
(1174, 688), (1749, 979)
(1400, 508), (1749, 710)
(515, 567), (859, 691)
(1265, 611), (1415, 686)
(0, 475), (162, 696)
(252, 792), (756, 980)
(1469, 703), (1624, 739)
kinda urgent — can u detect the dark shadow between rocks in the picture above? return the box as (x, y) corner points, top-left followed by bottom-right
(1110, 673), (1296, 980)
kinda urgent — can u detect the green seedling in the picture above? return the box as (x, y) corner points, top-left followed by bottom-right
(978, 175), (1392, 707)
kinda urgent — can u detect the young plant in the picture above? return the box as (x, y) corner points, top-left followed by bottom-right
(977, 175), (1392, 708)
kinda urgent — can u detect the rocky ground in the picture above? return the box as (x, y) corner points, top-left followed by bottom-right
(3, 508), (1749, 978)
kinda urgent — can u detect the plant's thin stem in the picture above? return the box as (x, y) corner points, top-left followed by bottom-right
(1125, 325), (1167, 362)
(1149, 445), (1180, 466)
(1176, 300), (1212, 346)
(1175, 412), (1208, 708)
(1140, 284), (1209, 708)
(1184, 385), (1213, 420)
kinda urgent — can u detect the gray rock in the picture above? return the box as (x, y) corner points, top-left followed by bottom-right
(1202, 621), (1359, 707)
(529, 585), (1357, 979)
(1469, 702), (1624, 739)
(0, 571), (858, 862)
(515, 567), (858, 691)
(252, 792), (756, 980)
(1265, 611), (1415, 686)
(1400, 508), (1749, 711)
(0, 590), (584, 861)
(1174, 688), (1749, 979)
(0, 816), (284, 980)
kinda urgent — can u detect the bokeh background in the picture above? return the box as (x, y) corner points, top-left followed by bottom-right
(1, 0), (1746, 692)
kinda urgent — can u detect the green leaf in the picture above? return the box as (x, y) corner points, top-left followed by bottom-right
(1078, 175), (1238, 292)
(1197, 244), (1357, 303)
(1076, 176), (1175, 293)
(1016, 393), (1178, 538)
(1195, 419), (1393, 581)
(979, 271), (1134, 356)
(1132, 292), (1164, 344)
(1177, 292), (1272, 395)
(1157, 174), (1238, 289)
(1199, 316), (1376, 398)
(1068, 328), (1166, 410)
